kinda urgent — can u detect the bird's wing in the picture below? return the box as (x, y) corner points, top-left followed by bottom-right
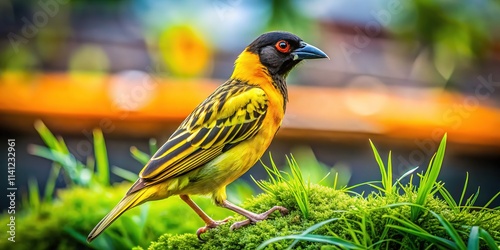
(128, 81), (268, 194)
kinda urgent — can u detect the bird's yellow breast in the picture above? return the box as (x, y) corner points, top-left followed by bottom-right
(181, 109), (282, 203)
(228, 49), (286, 165)
(173, 51), (286, 200)
(231, 50), (285, 117)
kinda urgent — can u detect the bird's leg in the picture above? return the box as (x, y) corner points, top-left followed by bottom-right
(220, 200), (288, 230)
(179, 195), (232, 240)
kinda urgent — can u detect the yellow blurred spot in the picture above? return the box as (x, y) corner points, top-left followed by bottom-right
(159, 26), (213, 78)
(68, 44), (109, 86)
(69, 44), (109, 72)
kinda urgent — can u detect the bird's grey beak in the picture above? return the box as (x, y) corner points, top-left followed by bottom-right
(292, 42), (329, 60)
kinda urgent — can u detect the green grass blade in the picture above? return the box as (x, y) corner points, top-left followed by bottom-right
(387, 224), (458, 249)
(439, 186), (459, 212)
(459, 172), (470, 209)
(254, 153), (287, 194)
(43, 163), (61, 203)
(464, 187), (480, 209)
(464, 226), (500, 250)
(369, 238), (404, 249)
(332, 171), (339, 190)
(28, 143), (86, 186)
(482, 191), (500, 210)
(288, 218), (340, 248)
(56, 135), (70, 155)
(384, 213), (425, 232)
(317, 171), (331, 186)
(149, 138), (157, 154)
(251, 176), (269, 194)
(285, 154), (309, 219)
(477, 227), (499, 250)
(34, 120), (63, 152)
(387, 150), (393, 194)
(256, 153), (311, 219)
(429, 211), (466, 249)
(369, 140), (390, 194)
(468, 226), (480, 250)
(112, 166), (138, 182)
(412, 133), (447, 220)
(345, 180), (381, 191)
(93, 129), (109, 186)
(368, 183), (386, 193)
(27, 178), (40, 211)
(130, 146), (151, 165)
(395, 166), (418, 188)
(266, 152), (283, 184)
(258, 234), (364, 250)
(28, 145), (63, 163)
(86, 155), (95, 173)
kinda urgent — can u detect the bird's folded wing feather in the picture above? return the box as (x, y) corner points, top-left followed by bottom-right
(127, 82), (268, 194)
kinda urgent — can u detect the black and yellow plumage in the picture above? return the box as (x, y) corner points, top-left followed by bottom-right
(87, 31), (328, 242)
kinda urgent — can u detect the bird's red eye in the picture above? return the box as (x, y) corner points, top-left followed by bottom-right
(275, 40), (291, 53)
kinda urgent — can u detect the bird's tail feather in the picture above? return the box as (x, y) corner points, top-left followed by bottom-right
(87, 189), (149, 242)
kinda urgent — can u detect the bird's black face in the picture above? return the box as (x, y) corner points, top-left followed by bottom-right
(246, 31), (328, 77)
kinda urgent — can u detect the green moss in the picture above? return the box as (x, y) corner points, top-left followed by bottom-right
(2, 181), (498, 249)
(0, 183), (233, 250)
(146, 183), (500, 250)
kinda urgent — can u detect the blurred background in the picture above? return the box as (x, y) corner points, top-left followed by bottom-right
(1, 0), (500, 219)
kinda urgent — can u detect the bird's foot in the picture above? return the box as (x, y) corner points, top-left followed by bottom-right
(230, 205), (288, 230)
(196, 216), (232, 241)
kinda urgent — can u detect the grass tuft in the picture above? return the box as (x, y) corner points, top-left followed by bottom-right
(252, 153), (311, 219)
(412, 133), (447, 221)
(369, 139), (393, 195)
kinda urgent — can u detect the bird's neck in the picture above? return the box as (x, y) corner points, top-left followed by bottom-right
(230, 50), (288, 110)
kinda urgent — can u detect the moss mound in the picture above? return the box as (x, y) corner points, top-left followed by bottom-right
(143, 183), (500, 250)
(0, 183), (233, 250)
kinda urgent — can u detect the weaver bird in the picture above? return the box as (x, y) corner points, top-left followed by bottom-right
(87, 31), (328, 242)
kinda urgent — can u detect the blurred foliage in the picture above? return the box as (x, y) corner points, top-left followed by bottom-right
(0, 46), (39, 72)
(290, 146), (351, 188)
(27, 120), (108, 188)
(266, 0), (317, 38)
(391, 0), (500, 79)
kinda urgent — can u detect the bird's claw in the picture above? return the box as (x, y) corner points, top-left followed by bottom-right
(196, 216), (233, 241)
(230, 206), (288, 231)
(229, 219), (251, 230)
(275, 206), (289, 216)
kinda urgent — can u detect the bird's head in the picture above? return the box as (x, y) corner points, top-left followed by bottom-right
(232, 31), (328, 80)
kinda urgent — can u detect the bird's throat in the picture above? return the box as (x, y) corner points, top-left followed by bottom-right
(231, 50), (288, 111)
